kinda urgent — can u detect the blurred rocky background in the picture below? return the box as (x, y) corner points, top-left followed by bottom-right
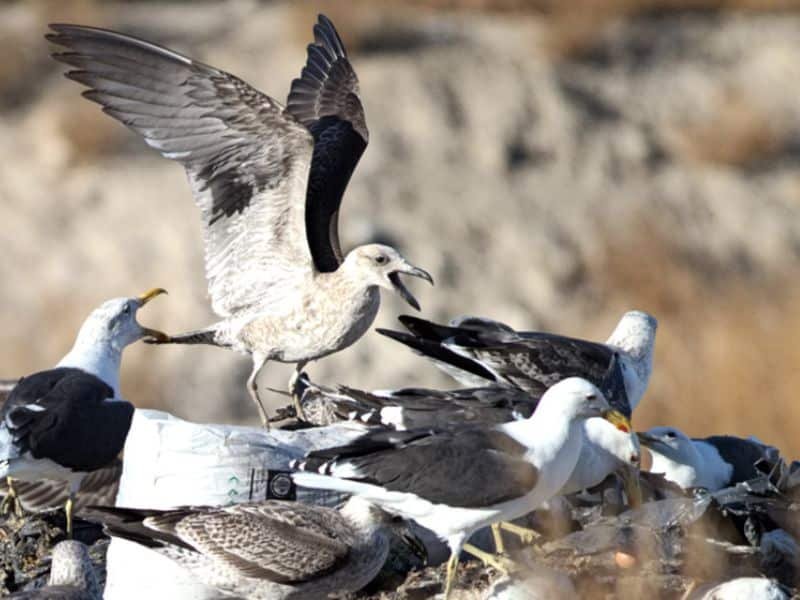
(2, 0), (799, 455)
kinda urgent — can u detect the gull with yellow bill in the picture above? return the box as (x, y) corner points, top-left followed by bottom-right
(0, 288), (168, 535)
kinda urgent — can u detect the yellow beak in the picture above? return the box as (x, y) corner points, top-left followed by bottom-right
(601, 410), (642, 507)
(602, 409), (632, 433)
(135, 288), (170, 342)
(138, 287), (168, 305)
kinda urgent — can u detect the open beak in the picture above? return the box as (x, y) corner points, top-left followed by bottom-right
(135, 288), (170, 342)
(602, 409), (632, 434)
(388, 266), (433, 311)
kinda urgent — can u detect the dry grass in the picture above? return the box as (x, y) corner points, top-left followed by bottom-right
(55, 97), (131, 165)
(668, 89), (787, 168)
(588, 217), (800, 458)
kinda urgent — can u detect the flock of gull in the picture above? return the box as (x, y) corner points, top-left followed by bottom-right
(0, 14), (795, 600)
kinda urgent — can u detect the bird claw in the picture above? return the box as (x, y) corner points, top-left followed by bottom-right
(462, 542), (518, 576)
(498, 521), (539, 545)
(0, 492), (23, 519)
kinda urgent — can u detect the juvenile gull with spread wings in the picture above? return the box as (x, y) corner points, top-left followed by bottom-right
(293, 378), (618, 598)
(0, 289), (167, 535)
(48, 15), (432, 427)
(88, 497), (420, 600)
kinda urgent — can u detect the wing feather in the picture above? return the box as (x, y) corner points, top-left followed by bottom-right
(146, 501), (352, 583)
(305, 428), (539, 507)
(385, 316), (632, 415)
(48, 24), (315, 316)
(287, 15), (368, 273)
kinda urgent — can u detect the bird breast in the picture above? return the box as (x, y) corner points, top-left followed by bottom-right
(240, 287), (381, 363)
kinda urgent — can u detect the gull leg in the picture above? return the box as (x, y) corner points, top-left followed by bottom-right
(289, 361), (308, 422)
(0, 477), (23, 517)
(498, 521), (539, 544)
(442, 552), (459, 599)
(491, 523), (506, 554)
(462, 542), (516, 574)
(65, 495), (74, 538)
(64, 475), (84, 539)
(247, 354), (271, 430)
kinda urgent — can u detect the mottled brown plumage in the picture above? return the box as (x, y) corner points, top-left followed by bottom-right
(91, 498), (407, 599)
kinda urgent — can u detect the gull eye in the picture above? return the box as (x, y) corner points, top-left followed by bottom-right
(375, 255), (388, 265)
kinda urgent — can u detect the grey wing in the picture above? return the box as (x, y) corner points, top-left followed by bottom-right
(48, 25), (316, 316)
(152, 501), (352, 584)
(287, 14), (368, 273)
(315, 429), (539, 507)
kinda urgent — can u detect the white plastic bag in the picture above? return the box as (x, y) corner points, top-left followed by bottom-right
(105, 409), (368, 600)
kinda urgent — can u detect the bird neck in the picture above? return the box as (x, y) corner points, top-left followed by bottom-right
(57, 334), (122, 398)
(649, 447), (701, 488)
(510, 403), (584, 461)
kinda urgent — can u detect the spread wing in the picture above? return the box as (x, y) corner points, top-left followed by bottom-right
(48, 24), (316, 316)
(139, 501), (352, 583)
(303, 428), (539, 508)
(287, 14), (368, 273)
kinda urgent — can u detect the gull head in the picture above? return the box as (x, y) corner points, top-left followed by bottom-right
(340, 497), (427, 561)
(74, 288), (169, 352)
(48, 540), (100, 598)
(606, 310), (658, 360)
(539, 377), (614, 421)
(636, 426), (694, 462)
(345, 244), (433, 310)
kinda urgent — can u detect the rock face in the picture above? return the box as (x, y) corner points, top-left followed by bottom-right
(1, 3), (800, 449)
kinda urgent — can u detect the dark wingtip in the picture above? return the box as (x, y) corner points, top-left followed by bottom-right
(397, 314), (430, 331)
(314, 13), (346, 57)
(375, 327), (411, 342)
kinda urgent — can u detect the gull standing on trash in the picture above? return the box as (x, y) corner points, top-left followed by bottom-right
(293, 378), (620, 598)
(47, 15), (433, 428)
(0, 289), (167, 535)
